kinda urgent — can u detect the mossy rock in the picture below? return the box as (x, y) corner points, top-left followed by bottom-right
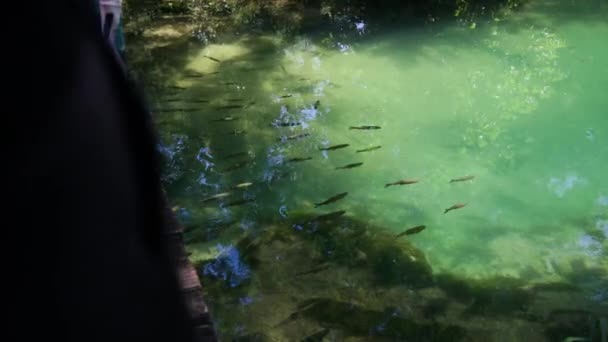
(435, 274), (533, 316)
(293, 298), (467, 340)
(192, 211), (603, 341)
(238, 211), (434, 288)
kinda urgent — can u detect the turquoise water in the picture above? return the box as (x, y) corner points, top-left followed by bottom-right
(152, 1), (607, 340)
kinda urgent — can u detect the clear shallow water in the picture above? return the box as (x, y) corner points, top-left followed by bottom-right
(152, 1), (607, 339)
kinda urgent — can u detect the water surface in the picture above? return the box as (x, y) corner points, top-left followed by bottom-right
(152, 1), (608, 339)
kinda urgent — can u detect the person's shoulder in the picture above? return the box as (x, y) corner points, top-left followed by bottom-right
(99, 0), (122, 6)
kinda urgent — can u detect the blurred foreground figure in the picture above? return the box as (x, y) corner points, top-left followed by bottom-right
(5, 1), (214, 341)
(96, 0), (126, 65)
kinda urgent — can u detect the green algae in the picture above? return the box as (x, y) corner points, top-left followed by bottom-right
(192, 212), (605, 340)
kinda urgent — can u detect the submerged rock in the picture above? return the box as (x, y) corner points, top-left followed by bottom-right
(293, 298), (466, 340)
(194, 212), (604, 341)
(278, 212), (434, 287)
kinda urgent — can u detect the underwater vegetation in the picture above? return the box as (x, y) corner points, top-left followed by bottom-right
(194, 212), (607, 341)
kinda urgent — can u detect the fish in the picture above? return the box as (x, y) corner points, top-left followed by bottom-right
(271, 121), (302, 127)
(224, 82), (239, 86)
(278, 133), (311, 142)
(215, 105), (243, 110)
(301, 329), (330, 342)
(396, 225), (426, 237)
(202, 192), (231, 203)
(336, 162), (363, 170)
(287, 157), (313, 163)
(280, 94), (293, 99)
(184, 72), (204, 78)
(225, 198), (255, 207)
(444, 203), (467, 214)
(349, 125), (381, 130)
(314, 192), (348, 208)
(598, 317), (608, 342)
(356, 145), (382, 153)
(206, 220), (238, 231)
(450, 175), (476, 183)
(161, 99), (208, 104)
(184, 99), (210, 103)
(275, 311), (302, 328)
(232, 182), (253, 190)
(319, 144), (349, 151)
(294, 264), (331, 277)
(224, 159), (254, 172)
(221, 151), (249, 160)
(298, 78), (310, 81)
(385, 179), (420, 188)
(313, 100), (321, 109)
(225, 129), (246, 136)
(548, 309), (596, 322)
(530, 282), (581, 293)
(280, 65), (288, 74)
(313, 210), (346, 221)
(168, 85), (187, 90)
(155, 108), (200, 113)
(266, 171), (292, 184)
(204, 55), (221, 63)
(211, 116), (239, 122)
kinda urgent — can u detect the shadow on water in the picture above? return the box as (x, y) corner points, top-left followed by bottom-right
(192, 212), (607, 341)
(148, 31), (349, 247)
(150, 35), (289, 206)
(505, 0), (608, 33)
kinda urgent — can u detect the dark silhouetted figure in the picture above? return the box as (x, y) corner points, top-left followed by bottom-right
(5, 1), (215, 341)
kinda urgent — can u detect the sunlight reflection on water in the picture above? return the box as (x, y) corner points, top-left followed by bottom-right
(548, 174), (584, 198)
